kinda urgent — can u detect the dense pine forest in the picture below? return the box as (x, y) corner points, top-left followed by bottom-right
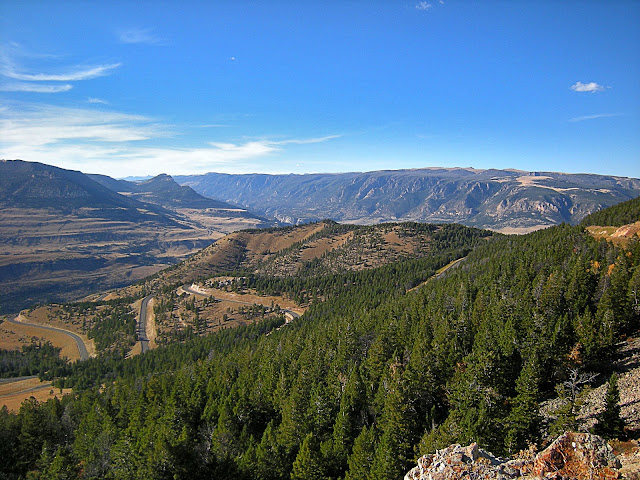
(1, 201), (639, 479)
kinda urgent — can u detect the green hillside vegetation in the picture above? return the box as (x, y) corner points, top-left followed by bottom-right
(580, 194), (640, 227)
(0, 341), (67, 379)
(1, 204), (639, 478)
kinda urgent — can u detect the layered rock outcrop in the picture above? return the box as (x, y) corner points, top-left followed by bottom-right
(405, 432), (624, 480)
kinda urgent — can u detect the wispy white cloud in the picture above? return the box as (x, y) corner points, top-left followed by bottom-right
(117, 28), (165, 45)
(273, 134), (342, 145)
(570, 81), (607, 93)
(416, 2), (432, 10)
(569, 113), (623, 122)
(87, 97), (108, 104)
(0, 102), (340, 176)
(0, 83), (73, 93)
(0, 103), (164, 145)
(2, 63), (121, 82)
(0, 42), (120, 96)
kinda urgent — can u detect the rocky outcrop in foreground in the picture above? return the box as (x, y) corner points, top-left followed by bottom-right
(405, 432), (625, 480)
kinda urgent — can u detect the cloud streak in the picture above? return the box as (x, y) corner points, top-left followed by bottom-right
(570, 81), (607, 93)
(0, 83), (73, 93)
(569, 113), (623, 122)
(0, 104), (163, 145)
(273, 134), (342, 145)
(2, 63), (121, 82)
(117, 28), (165, 45)
(0, 103), (340, 176)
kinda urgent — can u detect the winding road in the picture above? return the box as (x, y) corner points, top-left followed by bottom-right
(138, 295), (153, 354)
(4, 316), (89, 361)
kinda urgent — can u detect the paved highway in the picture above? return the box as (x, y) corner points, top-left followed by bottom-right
(0, 375), (38, 384)
(138, 295), (153, 353)
(4, 316), (89, 361)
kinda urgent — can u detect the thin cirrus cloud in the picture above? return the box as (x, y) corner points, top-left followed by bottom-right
(273, 134), (342, 146)
(0, 103), (164, 145)
(0, 43), (121, 94)
(569, 113), (623, 122)
(2, 63), (121, 82)
(416, 1), (443, 10)
(0, 102), (341, 175)
(570, 81), (607, 93)
(117, 28), (166, 45)
(87, 97), (109, 104)
(0, 83), (73, 93)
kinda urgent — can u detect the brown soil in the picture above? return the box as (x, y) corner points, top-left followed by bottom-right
(587, 222), (640, 246)
(146, 297), (158, 349)
(300, 232), (353, 262)
(202, 287), (305, 315)
(152, 284), (305, 344)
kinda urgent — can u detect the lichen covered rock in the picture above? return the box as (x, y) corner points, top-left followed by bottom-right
(405, 432), (624, 480)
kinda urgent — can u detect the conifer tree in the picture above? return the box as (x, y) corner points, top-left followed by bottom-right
(369, 360), (412, 480)
(504, 355), (541, 454)
(290, 433), (324, 480)
(254, 421), (289, 480)
(594, 373), (625, 439)
(323, 366), (367, 478)
(344, 426), (377, 480)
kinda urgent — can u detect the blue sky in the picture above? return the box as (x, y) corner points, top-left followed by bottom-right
(1, 1), (638, 178)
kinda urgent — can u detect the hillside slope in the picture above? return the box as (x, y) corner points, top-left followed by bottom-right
(150, 220), (492, 288)
(177, 168), (640, 232)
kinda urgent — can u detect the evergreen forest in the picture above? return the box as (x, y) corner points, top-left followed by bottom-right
(1, 200), (639, 479)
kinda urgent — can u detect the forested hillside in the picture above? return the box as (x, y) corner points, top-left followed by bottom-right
(581, 194), (640, 227)
(1, 201), (639, 479)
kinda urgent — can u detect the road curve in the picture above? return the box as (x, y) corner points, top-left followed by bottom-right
(4, 317), (89, 361)
(138, 295), (153, 354)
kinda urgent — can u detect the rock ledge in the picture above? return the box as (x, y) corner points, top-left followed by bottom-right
(405, 432), (623, 480)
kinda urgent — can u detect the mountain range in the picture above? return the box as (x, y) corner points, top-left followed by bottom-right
(2, 159), (640, 313)
(176, 168), (640, 233)
(0, 160), (270, 313)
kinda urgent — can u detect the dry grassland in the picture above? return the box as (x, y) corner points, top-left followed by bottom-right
(0, 377), (73, 412)
(300, 232), (353, 262)
(19, 307), (96, 357)
(0, 319), (83, 362)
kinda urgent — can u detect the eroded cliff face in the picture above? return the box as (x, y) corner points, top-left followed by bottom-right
(177, 168), (640, 232)
(404, 432), (631, 480)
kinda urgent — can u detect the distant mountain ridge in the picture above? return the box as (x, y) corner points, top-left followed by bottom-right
(89, 173), (237, 210)
(0, 159), (170, 219)
(0, 160), (272, 312)
(176, 168), (640, 232)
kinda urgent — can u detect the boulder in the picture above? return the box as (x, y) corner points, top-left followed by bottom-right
(405, 432), (623, 480)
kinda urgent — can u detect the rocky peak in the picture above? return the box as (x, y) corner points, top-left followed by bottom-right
(405, 432), (624, 480)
